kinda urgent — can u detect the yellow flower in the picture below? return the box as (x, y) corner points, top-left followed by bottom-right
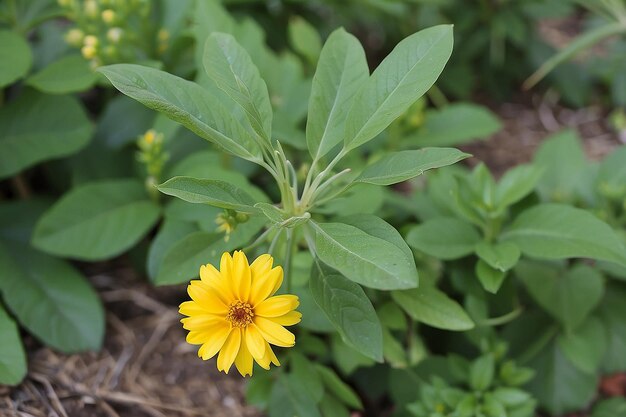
(81, 45), (97, 60)
(101, 9), (116, 24)
(179, 251), (301, 377)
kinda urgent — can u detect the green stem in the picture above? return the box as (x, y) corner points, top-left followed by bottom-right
(268, 229), (283, 256)
(243, 225), (277, 253)
(427, 85), (449, 108)
(284, 228), (295, 293)
(478, 305), (523, 327)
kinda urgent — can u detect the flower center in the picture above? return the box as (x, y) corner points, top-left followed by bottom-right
(226, 301), (254, 328)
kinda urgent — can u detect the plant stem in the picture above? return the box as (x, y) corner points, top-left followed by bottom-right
(284, 228), (295, 293)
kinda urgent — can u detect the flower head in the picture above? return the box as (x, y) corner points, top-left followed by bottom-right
(179, 251), (301, 377)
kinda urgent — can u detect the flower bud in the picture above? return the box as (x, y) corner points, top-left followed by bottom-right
(64, 28), (84, 46)
(101, 9), (116, 24)
(81, 45), (97, 60)
(83, 35), (99, 47)
(107, 27), (123, 43)
(84, 0), (98, 17)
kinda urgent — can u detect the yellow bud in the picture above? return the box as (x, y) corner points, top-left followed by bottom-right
(84, 0), (98, 17)
(144, 130), (156, 145)
(81, 45), (97, 60)
(107, 27), (123, 43)
(89, 58), (102, 70)
(57, 0), (71, 7)
(83, 35), (99, 47)
(101, 9), (116, 24)
(157, 29), (170, 42)
(64, 28), (84, 46)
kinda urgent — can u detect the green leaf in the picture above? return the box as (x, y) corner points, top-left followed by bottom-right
(502, 204), (626, 266)
(599, 283), (626, 373)
(288, 16), (322, 65)
(475, 259), (507, 294)
(154, 223), (262, 285)
(495, 164), (543, 208)
(96, 95), (157, 149)
(0, 242), (104, 353)
(319, 394), (350, 417)
(0, 91), (92, 179)
(408, 103), (502, 147)
(310, 264), (383, 361)
(306, 28), (368, 159)
(469, 354), (495, 391)
(315, 365), (363, 409)
(27, 54), (97, 94)
(557, 317), (607, 374)
(147, 219), (197, 280)
(290, 352), (324, 402)
(269, 374), (322, 417)
(203, 33), (272, 142)
(406, 217), (481, 260)
(533, 130), (589, 202)
(526, 340), (597, 416)
(158, 176), (259, 214)
(313, 219), (417, 290)
(356, 148), (470, 186)
(0, 30), (32, 87)
(32, 179), (160, 260)
(97, 64), (262, 161)
(475, 241), (520, 272)
(592, 398), (626, 417)
(597, 145), (626, 196)
(344, 25), (453, 150)
(392, 286), (474, 331)
(0, 304), (27, 385)
(491, 388), (531, 407)
(516, 262), (604, 331)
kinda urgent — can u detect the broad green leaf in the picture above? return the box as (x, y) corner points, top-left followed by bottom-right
(0, 305), (27, 385)
(344, 25), (453, 150)
(526, 340), (597, 416)
(313, 220), (417, 290)
(0, 242), (104, 353)
(557, 317), (607, 374)
(154, 222), (262, 285)
(592, 398), (626, 417)
(27, 54), (97, 94)
(599, 283), (626, 373)
(408, 103), (502, 147)
(158, 176), (259, 214)
(288, 17), (322, 65)
(0, 30), (32, 87)
(269, 374), (322, 417)
(406, 217), (481, 260)
(319, 394), (350, 417)
(310, 265), (383, 361)
(98, 64), (262, 161)
(203, 33), (272, 142)
(597, 145), (626, 196)
(502, 204), (626, 266)
(315, 365), (363, 409)
(356, 148), (470, 186)
(315, 183), (384, 216)
(95, 95), (156, 149)
(392, 286), (474, 331)
(0, 91), (92, 179)
(290, 352), (324, 402)
(516, 262), (604, 331)
(533, 130), (589, 202)
(32, 179), (160, 260)
(475, 241), (520, 272)
(306, 28), (368, 159)
(147, 219), (197, 280)
(469, 354), (495, 391)
(495, 164), (543, 208)
(475, 259), (507, 294)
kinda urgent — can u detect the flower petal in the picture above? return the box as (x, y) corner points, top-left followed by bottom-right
(217, 327), (242, 374)
(256, 341), (280, 369)
(272, 311), (302, 326)
(180, 314), (223, 331)
(197, 323), (231, 360)
(200, 263), (233, 303)
(232, 251), (251, 301)
(187, 281), (228, 315)
(244, 324), (266, 361)
(250, 266), (283, 306)
(179, 300), (209, 317)
(235, 337), (254, 377)
(255, 295), (299, 318)
(254, 317), (295, 347)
